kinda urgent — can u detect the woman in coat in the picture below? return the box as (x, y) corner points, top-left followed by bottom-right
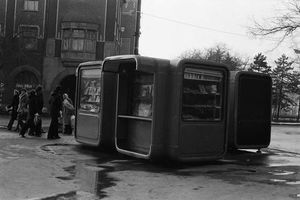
(16, 88), (28, 131)
(19, 90), (37, 137)
(62, 93), (75, 135)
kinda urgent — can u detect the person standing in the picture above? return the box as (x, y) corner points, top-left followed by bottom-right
(16, 88), (28, 131)
(7, 89), (19, 130)
(47, 86), (63, 139)
(19, 90), (37, 137)
(34, 85), (44, 136)
(62, 93), (75, 135)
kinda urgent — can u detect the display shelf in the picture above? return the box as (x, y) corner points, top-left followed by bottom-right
(182, 104), (221, 109)
(182, 67), (224, 121)
(118, 114), (152, 121)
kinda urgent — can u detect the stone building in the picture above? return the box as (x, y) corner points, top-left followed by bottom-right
(0, 0), (141, 111)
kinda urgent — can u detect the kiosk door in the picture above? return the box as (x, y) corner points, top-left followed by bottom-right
(180, 67), (226, 157)
(76, 67), (102, 145)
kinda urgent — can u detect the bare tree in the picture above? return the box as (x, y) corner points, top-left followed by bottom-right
(180, 44), (248, 71)
(249, 0), (300, 43)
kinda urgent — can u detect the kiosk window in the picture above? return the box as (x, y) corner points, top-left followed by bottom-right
(79, 69), (101, 113)
(182, 68), (223, 121)
(131, 73), (153, 117)
(118, 70), (154, 118)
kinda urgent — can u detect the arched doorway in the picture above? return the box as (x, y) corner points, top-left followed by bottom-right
(60, 75), (76, 103)
(14, 71), (39, 91)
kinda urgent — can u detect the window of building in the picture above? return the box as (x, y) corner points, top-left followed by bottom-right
(19, 26), (39, 50)
(61, 22), (99, 60)
(24, 0), (39, 11)
(62, 29), (97, 53)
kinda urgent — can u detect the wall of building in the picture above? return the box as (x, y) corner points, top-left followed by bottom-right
(0, 0), (6, 35)
(121, 0), (138, 54)
(0, 0), (141, 113)
(14, 0), (46, 37)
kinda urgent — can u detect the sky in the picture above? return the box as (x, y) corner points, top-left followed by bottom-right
(138, 0), (299, 66)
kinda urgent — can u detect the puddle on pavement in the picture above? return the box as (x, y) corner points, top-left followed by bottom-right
(269, 170), (296, 176)
(223, 149), (300, 168)
(269, 179), (287, 183)
(58, 161), (118, 199)
(270, 179), (300, 185)
(285, 181), (300, 185)
(289, 193), (300, 199)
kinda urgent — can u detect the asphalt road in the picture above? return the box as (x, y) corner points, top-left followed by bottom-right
(0, 115), (299, 200)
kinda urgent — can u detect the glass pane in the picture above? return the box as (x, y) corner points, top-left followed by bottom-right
(73, 29), (85, 38)
(79, 68), (101, 113)
(62, 39), (69, 50)
(24, 0), (38, 11)
(86, 30), (97, 39)
(182, 67), (223, 121)
(63, 29), (72, 38)
(85, 40), (96, 52)
(23, 38), (38, 50)
(72, 39), (84, 51)
(20, 26), (38, 37)
(130, 72), (154, 118)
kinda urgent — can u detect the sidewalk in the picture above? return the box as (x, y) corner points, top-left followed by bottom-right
(0, 114), (77, 145)
(0, 114), (51, 129)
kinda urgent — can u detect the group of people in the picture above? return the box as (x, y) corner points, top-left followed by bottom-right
(6, 85), (75, 139)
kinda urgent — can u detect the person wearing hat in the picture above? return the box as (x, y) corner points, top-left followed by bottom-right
(47, 86), (63, 139)
(7, 89), (20, 130)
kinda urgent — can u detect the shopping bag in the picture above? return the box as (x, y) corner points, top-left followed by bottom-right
(70, 115), (75, 129)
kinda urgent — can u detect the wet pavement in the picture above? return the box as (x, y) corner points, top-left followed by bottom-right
(0, 114), (299, 200)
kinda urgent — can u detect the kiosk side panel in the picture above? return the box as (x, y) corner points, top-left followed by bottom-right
(235, 73), (272, 148)
(75, 66), (102, 146)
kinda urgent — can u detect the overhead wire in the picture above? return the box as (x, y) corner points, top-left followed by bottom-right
(138, 11), (290, 44)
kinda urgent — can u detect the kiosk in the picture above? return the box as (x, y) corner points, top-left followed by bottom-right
(227, 71), (272, 150)
(102, 55), (170, 159)
(166, 59), (229, 161)
(75, 61), (117, 149)
(103, 55), (229, 161)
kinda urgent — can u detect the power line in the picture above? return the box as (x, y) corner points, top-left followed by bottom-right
(139, 11), (288, 43)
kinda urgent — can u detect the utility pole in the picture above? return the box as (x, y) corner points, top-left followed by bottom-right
(134, 0), (141, 55)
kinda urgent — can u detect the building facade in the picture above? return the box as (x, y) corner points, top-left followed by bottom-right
(0, 0), (141, 111)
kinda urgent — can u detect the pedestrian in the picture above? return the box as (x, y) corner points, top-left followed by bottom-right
(47, 86), (63, 139)
(7, 89), (19, 130)
(62, 93), (75, 135)
(34, 85), (44, 136)
(16, 88), (28, 131)
(19, 90), (38, 137)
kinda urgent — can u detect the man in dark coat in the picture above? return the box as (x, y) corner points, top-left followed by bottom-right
(19, 90), (38, 137)
(7, 89), (19, 130)
(34, 85), (44, 136)
(47, 86), (63, 139)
